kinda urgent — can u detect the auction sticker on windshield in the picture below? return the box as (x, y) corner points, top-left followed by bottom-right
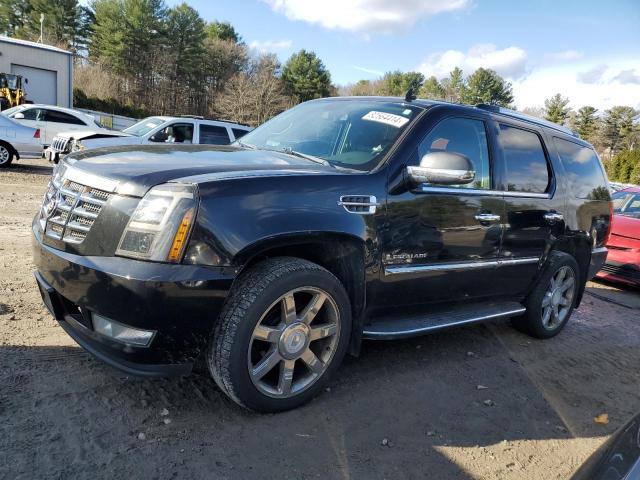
(362, 111), (410, 128)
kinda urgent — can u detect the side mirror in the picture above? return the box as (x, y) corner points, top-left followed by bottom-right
(406, 151), (475, 186)
(13, 112), (25, 119)
(150, 131), (168, 142)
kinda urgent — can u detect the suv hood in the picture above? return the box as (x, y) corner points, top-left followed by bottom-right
(58, 129), (132, 141)
(62, 144), (341, 197)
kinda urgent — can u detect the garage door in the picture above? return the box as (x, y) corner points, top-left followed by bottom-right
(10, 64), (57, 105)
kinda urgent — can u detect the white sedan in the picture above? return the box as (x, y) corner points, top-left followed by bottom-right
(1, 104), (106, 147)
(0, 114), (42, 168)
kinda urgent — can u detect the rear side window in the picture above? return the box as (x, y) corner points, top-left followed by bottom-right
(45, 110), (86, 125)
(200, 124), (230, 145)
(17, 108), (42, 121)
(232, 128), (249, 140)
(417, 117), (491, 189)
(554, 137), (609, 200)
(498, 124), (550, 193)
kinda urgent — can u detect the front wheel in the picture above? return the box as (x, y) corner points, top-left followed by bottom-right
(208, 257), (352, 412)
(512, 252), (579, 339)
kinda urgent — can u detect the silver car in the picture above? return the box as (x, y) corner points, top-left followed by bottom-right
(0, 114), (42, 168)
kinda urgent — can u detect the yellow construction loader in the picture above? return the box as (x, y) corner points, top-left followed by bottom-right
(0, 73), (29, 110)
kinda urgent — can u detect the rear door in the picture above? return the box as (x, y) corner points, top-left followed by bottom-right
(43, 109), (89, 145)
(492, 121), (565, 295)
(380, 113), (505, 308)
(199, 123), (232, 145)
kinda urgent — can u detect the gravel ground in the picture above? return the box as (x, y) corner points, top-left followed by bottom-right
(1, 157), (639, 480)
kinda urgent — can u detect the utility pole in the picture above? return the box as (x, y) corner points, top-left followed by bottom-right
(38, 13), (44, 43)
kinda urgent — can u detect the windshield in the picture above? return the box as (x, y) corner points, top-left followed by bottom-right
(612, 190), (640, 219)
(123, 117), (165, 136)
(0, 74), (19, 90)
(237, 100), (422, 171)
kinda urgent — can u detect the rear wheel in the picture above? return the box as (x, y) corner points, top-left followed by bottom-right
(0, 143), (14, 168)
(512, 252), (579, 338)
(208, 257), (351, 412)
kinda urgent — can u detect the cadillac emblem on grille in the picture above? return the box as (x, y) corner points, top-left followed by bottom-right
(39, 172), (113, 244)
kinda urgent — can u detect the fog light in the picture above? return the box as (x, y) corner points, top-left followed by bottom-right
(92, 313), (155, 347)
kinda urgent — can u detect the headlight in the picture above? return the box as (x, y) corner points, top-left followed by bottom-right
(116, 183), (197, 262)
(72, 140), (85, 152)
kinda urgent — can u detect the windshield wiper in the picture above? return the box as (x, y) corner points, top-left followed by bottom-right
(236, 140), (257, 150)
(279, 147), (332, 167)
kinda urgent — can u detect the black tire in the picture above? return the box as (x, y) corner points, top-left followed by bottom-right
(512, 251), (579, 339)
(0, 142), (14, 168)
(0, 97), (8, 111)
(208, 257), (352, 412)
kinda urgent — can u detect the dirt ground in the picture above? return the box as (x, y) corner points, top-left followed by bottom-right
(1, 157), (639, 480)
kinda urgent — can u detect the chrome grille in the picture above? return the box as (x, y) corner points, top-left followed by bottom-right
(51, 136), (70, 153)
(39, 175), (112, 244)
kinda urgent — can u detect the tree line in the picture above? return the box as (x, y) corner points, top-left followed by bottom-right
(0, 0), (638, 183)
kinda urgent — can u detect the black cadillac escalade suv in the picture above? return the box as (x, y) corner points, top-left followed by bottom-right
(33, 97), (611, 412)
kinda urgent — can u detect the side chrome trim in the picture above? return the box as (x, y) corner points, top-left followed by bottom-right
(416, 185), (551, 199)
(591, 246), (608, 255)
(384, 256), (539, 275)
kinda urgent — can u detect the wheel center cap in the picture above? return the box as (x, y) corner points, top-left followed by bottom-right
(279, 323), (309, 359)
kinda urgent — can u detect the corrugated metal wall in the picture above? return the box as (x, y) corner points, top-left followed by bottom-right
(0, 38), (72, 108)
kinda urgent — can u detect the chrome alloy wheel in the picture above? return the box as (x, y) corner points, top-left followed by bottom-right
(248, 287), (340, 398)
(541, 266), (575, 330)
(0, 146), (10, 165)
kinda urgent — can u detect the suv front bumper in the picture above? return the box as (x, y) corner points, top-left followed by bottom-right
(33, 224), (235, 377)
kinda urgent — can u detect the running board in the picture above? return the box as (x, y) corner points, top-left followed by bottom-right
(362, 301), (525, 340)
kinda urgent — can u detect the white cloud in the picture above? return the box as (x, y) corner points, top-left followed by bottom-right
(262, 0), (470, 33)
(248, 39), (293, 53)
(613, 69), (640, 85)
(512, 59), (640, 111)
(417, 44), (528, 80)
(545, 50), (583, 61)
(576, 64), (608, 84)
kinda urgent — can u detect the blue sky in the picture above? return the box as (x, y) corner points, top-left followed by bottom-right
(167, 0), (640, 110)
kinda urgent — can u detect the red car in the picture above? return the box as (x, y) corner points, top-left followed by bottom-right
(597, 186), (640, 286)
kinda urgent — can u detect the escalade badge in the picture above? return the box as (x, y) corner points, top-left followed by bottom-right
(43, 191), (62, 219)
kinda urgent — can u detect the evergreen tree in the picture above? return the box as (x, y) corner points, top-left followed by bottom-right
(462, 68), (513, 107)
(378, 70), (424, 96)
(601, 106), (638, 159)
(419, 76), (444, 100)
(441, 67), (465, 103)
(206, 20), (240, 43)
(571, 106), (598, 141)
(544, 93), (571, 125)
(282, 49), (332, 102)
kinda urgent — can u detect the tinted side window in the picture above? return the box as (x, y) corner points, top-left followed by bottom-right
(417, 117), (491, 189)
(19, 108), (42, 121)
(200, 125), (230, 145)
(232, 128), (249, 140)
(554, 137), (609, 200)
(498, 124), (550, 193)
(45, 110), (86, 125)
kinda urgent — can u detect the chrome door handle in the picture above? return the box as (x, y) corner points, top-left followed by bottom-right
(544, 212), (564, 223)
(474, 213), (501, 222)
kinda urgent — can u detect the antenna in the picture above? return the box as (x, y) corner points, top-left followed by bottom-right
(404, 88), (416, 102)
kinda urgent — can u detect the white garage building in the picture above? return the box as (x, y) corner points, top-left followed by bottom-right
(0, 36), (72, 108)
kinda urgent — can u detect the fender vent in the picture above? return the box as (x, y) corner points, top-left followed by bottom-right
(338, 195), (379, 214)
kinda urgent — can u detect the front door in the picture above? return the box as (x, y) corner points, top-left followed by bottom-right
(378, 114), (505, 310)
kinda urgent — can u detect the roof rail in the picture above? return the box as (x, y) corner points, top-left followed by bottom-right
(178, 115), (250, 127)
(475, 103), (580, 138)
